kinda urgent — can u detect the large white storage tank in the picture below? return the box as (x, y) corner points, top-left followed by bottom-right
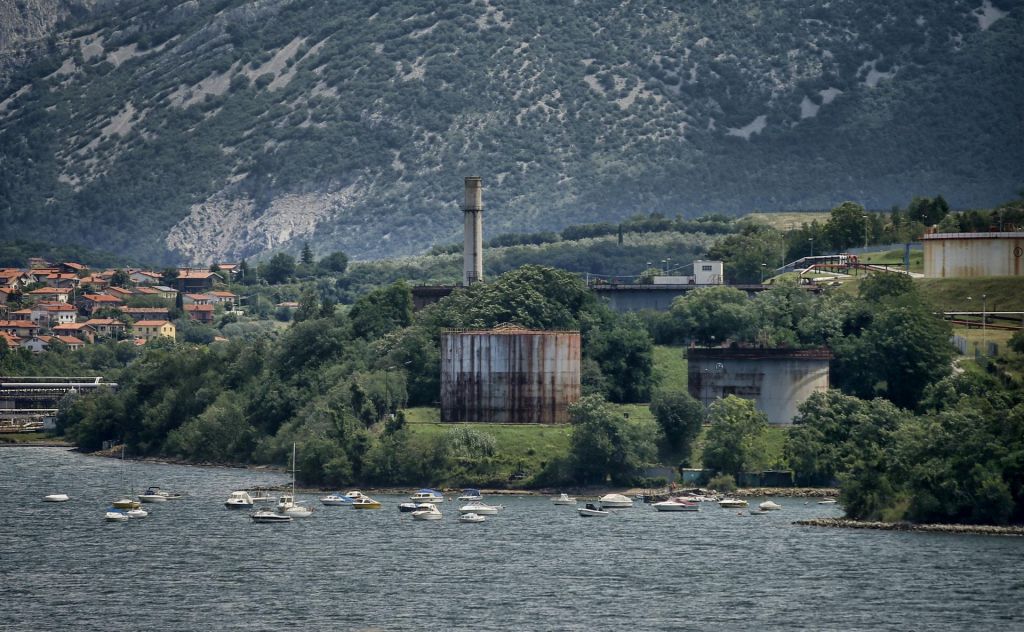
(922, 232), (1024, 278)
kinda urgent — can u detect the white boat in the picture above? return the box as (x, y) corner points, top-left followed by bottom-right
(111, 497), (141, 510)
(275, 444), (313, 517)
(759, 500), (782, 511)
(459, 512), (486, 523)
(551, 493), (576, 505)
(457, 488), (483, 501)
(411, 504), (443, 521)
(409, 489), (445, 503)
(577, 503), (609, 517)
(599, 493), (633, 508)
(139, 487), (183, 502)
(126, 508), (149, 519)
(43, 494), (70, 502)
(399, 502), (430, 513)
(249, 488), (275, 503)
(718, 498), (749, 508)
(818, 498), (838, 505)
(138, 493), (167, 503)
(251, 509), (292, 523)
(343, 491), (367, 501)
(652, 497), (700, 512)
(224, 490), (255, 509)
(458, 502), (502, 515)
(105, 509), (129, 522)
(320, 493), (353, 506)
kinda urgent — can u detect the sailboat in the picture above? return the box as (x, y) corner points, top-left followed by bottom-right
(275, 443), (313, 518)
(111, 445), (141, 510)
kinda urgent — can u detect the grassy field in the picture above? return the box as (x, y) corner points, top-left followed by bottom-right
(857, 248), (923, 273)
(651, 345), (687, 392)
(951, 327), (1016, 357)
(915, 277), (1024, 312)
(744, 211), (829, 230)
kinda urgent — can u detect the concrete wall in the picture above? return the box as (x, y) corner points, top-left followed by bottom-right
(688, 350), (831, 425)
(922, 232), (1024, 278)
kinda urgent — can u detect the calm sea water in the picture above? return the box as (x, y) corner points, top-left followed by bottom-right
(3, 447), (1023, 631)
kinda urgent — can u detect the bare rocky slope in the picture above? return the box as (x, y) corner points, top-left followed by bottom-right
(0, 0), (1021, 264)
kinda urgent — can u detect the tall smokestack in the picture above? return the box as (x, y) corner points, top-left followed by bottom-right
(462, 176), (484, 286)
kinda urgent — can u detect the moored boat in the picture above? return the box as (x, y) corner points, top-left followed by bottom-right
(411, 503), (443, 521)
(320, 493), (353, 506)
(759, 500), (782, 511)
(551, 493), (576, 505)
(225, 490), (255, 509)
(458, 502), (502, 515)
(577, 503), (609, 517)
(43, 494), (70, 502)
(598, 493), (633, 508)
(399, 502), (430, 513)
(818, 498), (838, 505)
(459, 512), (486, 523)
(652, 497), (700, 512)
(126, 508), (149, 519)
(718, 498), (748, 509)
(352, 496), (382, 509)
(457, 488), (483, 501)
(111, 498), (141, 510)
(251, 509), (292, 523)
(409, 489), (445, 504)
(105, 509), (129, 522)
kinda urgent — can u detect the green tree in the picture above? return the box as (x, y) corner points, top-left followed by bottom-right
(318, 251), (349, 275)
(649, 390), (703, 462)
(587, 315), (654, 403)
(300, 242), (314, 266)
(160, 268), (179, 287)
(293, 286), (320, 323)
(261, 253), (296, 284)
(824, 201), (869, 251)
(858, 272), (916, 304)
(568, 395), (658, 485)
(708, 222), (785, 283)
(702, 395), (768, 477)
(110, 269), (132, 287)
(668, 286), (752, 345)
(350, 281), (413, 340)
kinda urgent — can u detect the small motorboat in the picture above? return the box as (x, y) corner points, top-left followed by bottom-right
(459, 512), (486, 524)
(111, 498), (141, 510)
(457, 488), (483, 501)
(818, 498), (838, 505)
(411, 504), (443, 521)
(577, 503), (609, 517)
(281, 504), (313, 518)
(551, 493), (576, 506)
(251, 509), (292, 523)
(748, 509), (770, 516)
(718, 498), (748, 509)
(458, 502), (503, 516)
(652, 497), (700, 512)
(126, 508), (149, 519)
(598, 493), (633, 508)
(759, 500), (782, 511)
(43, 494), (70, 502)
(409, 489), (445, 504)
(352, 496), (382, 509)
(320, 493), (353, 506)
(343, 491), (367, 501)
(399, 502), (431, 513)
(224, 491), (255, 509)
(105, 509), (129, 522)
(139, 487), (184, 502)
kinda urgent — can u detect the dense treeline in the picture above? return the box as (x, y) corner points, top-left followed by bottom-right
(49, 266), (656, 487)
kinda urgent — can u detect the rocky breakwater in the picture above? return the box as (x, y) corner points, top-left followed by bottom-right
(735, 487), (839, 498)
(796, 518), (1024, 536)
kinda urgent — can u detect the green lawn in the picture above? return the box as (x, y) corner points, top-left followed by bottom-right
(915, 277), (1024, 312)
(688, 425), (790, 471)
(858, 249), (923, 273)
(743, 211), (830, 230)
(652, 345), (687, 393)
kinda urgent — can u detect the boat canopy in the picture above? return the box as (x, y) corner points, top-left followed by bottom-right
(462, 489), (480, 495)
(416, 488), (440, 494)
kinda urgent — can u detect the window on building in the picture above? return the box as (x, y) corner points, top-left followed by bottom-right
(702, 265), (713, 271)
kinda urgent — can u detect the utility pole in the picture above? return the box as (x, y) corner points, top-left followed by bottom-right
(982, 293), (987, 357)
(863, 214), (869, 249)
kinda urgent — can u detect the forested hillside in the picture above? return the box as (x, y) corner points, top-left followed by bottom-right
(1, 0), (1021, 264)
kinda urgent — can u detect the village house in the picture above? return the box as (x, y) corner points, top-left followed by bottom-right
(132, 320), (176, 343)
(0, 331), (20, 348)
(83, 318), (127, 338)
(78, 293), (123, 315)
(10, 309), (33, 321)
(53, 322), (95, 343)
(29, 268), (57, 284)
(77, 274), (110, 289)
(45, 273), (81, 288)
(0, 269), (31, 289)
(122, 306), (171, 321)
(209, 290), (238, 309)
(184, 303), (215, 324)
(106, 286), (134, 301)
(31, 302), (77, 326)
(59, 262), (88, 275)
(129, 270), (162, 285)
(152, 285), (179, 300)
(26, 287), (72, 303)
(175, 270), (221, 293)
(0, 320), (41, 338)
(20, 335), (86, 353)
(183, 293), (213, 306)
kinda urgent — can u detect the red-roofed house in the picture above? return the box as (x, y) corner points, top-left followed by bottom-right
(209, 291), (238, 309)
(53, 322), (95, 343)
(78, 294), (123, 315)
(20, 335), (51, 353)
(184, 304), (215, 324)
(53, 335), (86, 351)
(0, 269), (31, 289)
(0, 331), (21, 348)
(129, 270), (162, 285)
(32, 302), (77, 326)
(27, 287), (73, 303)
(106, 287), (134, 300)
(83, 318), (127, 337)
(183, 293), (213, 305)
(0, 320), (41, 337)
(45, 273), (80, 288)
(60, 262), (88, 274)
(175, 270), (222, 293)
(133, 320), (176, 343)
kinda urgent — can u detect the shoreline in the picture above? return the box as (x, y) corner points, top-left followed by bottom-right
(795, 518), (1024, 537)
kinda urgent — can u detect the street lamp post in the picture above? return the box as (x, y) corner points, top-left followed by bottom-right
(809, 237), (814, 258)
(760, 263), (766, 284)
(863, 214), (869, 249)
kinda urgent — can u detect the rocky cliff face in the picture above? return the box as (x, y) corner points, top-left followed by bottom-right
(0, 0), (1021, 264)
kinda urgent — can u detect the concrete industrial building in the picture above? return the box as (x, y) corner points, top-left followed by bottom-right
(922, 231), (1024, 278)
(441, 325), (581, 424)
(687, 347), (832, 425)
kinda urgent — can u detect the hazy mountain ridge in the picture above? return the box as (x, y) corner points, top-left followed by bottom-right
(0, 0), (1021, 264)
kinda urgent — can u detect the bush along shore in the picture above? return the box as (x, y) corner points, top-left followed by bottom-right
(795, 518), (1024, 536)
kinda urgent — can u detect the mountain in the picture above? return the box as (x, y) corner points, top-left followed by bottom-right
(1, 0), (1021, 264)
